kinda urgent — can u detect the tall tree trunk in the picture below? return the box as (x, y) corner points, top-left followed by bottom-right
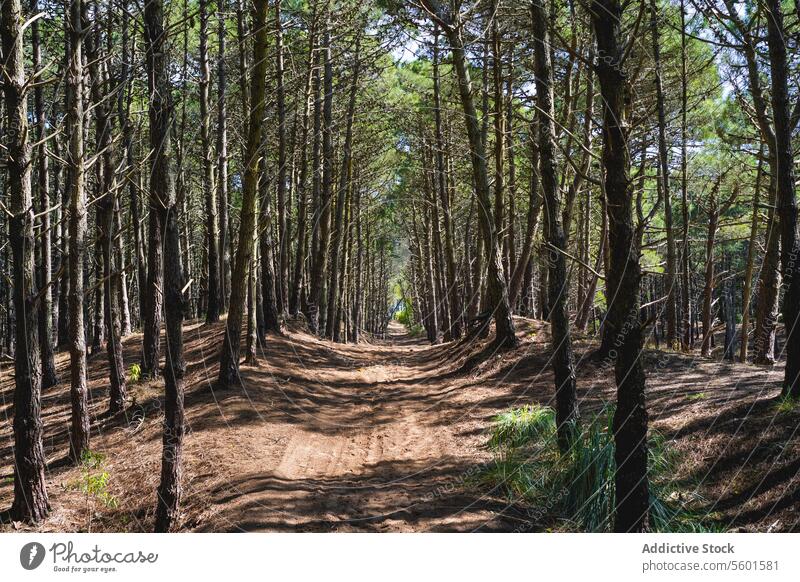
(679, 0), (691, 351)
(217, 3), (230, 314)
(2, 0), (50, 523)
(309, 19), (334, 335)
(260, 140), (281, 336)
(290, 9), (316, 315)
(275, 0), (289, 315)
(590, 0), (649, 532)
(700, 188), (719, 357)
(218, 0), (270, 387)
(326, 32), (361, 340)
(755, 186), (782, 367)
(91, 38), (127, 414)
(32, 5), (58, 389)
(200, 0), (220, 323)
(765, 0), (800, 398)
(144, 0), (187, 532)
(650, 0), (678, 349)
(423, 2), (517, 348)
(433, 27), (462, 339)
(532, 0), (579, 450)
(740, 147), (763, 362)
(66, 0), (90, 462)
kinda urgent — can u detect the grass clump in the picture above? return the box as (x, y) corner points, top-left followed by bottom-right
(477, 404), (719, 532)
(775, 395), (799, 414)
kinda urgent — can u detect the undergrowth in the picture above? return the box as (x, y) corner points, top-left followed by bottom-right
(65, 450), (119, 532)
(476, 404), (720, 532)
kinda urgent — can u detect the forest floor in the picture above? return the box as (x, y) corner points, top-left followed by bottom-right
(0, 317), (798, 532)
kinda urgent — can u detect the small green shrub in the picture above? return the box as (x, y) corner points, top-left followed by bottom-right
(686, 392), (706, 401)
(70, 450), (119, 509)
(128, 363), (141, 383)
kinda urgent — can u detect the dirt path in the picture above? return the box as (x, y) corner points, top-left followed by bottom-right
(189, 321), (517, 532)
(0, 320), (522, 532)
(3, 317), (798, 532)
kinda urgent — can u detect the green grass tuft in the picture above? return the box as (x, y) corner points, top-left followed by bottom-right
(775, 395), (799, 414)
(477, 405), (720, 532)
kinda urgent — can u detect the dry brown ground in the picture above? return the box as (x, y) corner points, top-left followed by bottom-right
(0, 317), (798, 532)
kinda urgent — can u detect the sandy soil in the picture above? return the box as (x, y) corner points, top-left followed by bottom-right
(0, 317), (798, 532)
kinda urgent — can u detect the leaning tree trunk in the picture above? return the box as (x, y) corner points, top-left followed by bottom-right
(2, 0), (50, 523)
(591, 0), (649, 532)
(144, 0), (187, 532)
(423, 3), (517, 348)
(218, 0), (270, 388)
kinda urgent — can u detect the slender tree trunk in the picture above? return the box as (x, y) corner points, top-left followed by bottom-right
(433, 27), (462, 339)
(290, 12), (316, 315)
(32, 6), (58, 389)
(766, 0), (800, 397)
(590, 0), (649, 532)
(326, 33), (361, 340)
(92, 44), (126, 414)
(650, 0), (678, 349)
(679, 0), (691, 351)
(701, 191), (719, 357)
(200, 0), (220, 323)
(740, 147), (763, 362)
(754, 179), (781, 365)
(2, 0), (50, 523)
(424, 4), (517, 348)
(260, 141), (281, 336)
(217, 3), (230, 314)
(66, 0), (90, 462)
(532, 0), (578, 450)
(275, 0), (289, 315)
(308, 20), (333, 335)
(218, 0), (270, 387)
(144, 0), (187, 532)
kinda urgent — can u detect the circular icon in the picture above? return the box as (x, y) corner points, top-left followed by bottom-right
(20, 542), (46, 570)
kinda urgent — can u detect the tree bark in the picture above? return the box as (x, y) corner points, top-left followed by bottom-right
(200, 0), (220, 323)
(532, 0), (578, 451)
(765, 0), (800, 397)
(32, 4), (58, 389)
(422, 1), (517, 348)
(2, 0), (50, 523)
(66, 0), (90, 462)
(144, 0), (187, 532)
(590, 0), (649, 532)
(650, 0), (678, 349)
(218, 0), (270, 387)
